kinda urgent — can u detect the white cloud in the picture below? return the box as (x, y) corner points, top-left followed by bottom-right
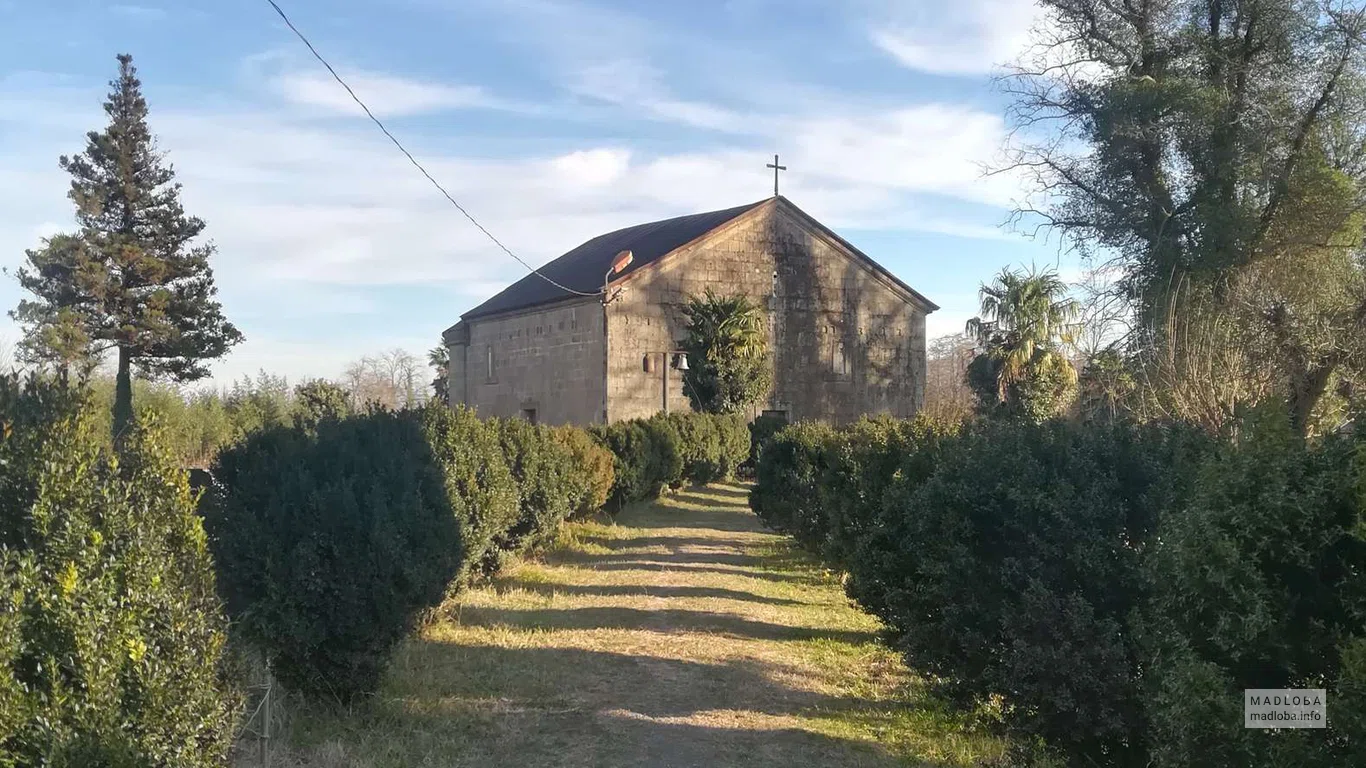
(784, 104), (1024, 208)
(568, 59), (750, 133)
(271, 69), (501, 118)
(550, 149), (632, 187)
(0, 45), (1028, 384)
(871, 0), (1038, 76)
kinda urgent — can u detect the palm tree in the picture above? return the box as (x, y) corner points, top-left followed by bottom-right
(680, 289), (772, 413)
(428, 344), (450, 404)
(966, 266), (1079, 412)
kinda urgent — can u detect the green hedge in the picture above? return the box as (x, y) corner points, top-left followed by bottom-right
(419, 404), (520, 584)
(590, 417), (679, 508)
(750, 411), (1366, 765)
(1143, 413), (1366, 766)
(748, 421), (837, 550)
(206, 409), (463, 703)
(493, 418), (577, 562)
(549, 425), (614, 518)
(0, 376), (240, 765)
(746, 413), (787, 471)
(206, 404), (612, 704)
(665, 412), (749, 485)
(592, 412), (749, 509)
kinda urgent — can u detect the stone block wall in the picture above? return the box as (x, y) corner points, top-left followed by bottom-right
(453, 299), (606, 425)
(605, 201), (929, 424)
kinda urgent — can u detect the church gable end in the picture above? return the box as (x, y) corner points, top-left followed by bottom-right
(448, 197), (935, 425)
(604, 198), (933, 423)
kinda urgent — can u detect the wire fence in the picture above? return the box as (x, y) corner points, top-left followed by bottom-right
(232, 653), (279, 767)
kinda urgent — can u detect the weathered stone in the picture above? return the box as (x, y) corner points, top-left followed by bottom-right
(446, 198), (934, 425)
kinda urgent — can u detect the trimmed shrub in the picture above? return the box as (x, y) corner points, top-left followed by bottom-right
(419, 404), (519, 583)
(746, 413), (787, 470)
(642, 413), (684, 490)
(550, 425), (614, 518)
(0, 375), (240, 765)
(205, 410), (463, 702)
(748, 421), (837, 548)
(845, 417), (1216, 765)
(591, 416), (682, 508)
(1144, 411), (1366, 766)
(818, 415), (957, 570)
(665, 412), (749, 485)
(493, 418), (577, 560)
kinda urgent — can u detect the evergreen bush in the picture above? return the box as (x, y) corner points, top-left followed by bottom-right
(1144, 411), (1366, 766)
(817, 415), (956, 569)
(493, 418), (576, 559)
(642, 413), (684, 490)
(0, 375), (239, 765)
(665, 412), (749, 484)
(205, 410), (463, 703)
(748, 421), (837, 547)
(591, 416), (682, 508)
(847, 419), (1206, 763)
(550, 425), (614, 518)
(746, 413), (787, 471)
(418, 404), (519, 582)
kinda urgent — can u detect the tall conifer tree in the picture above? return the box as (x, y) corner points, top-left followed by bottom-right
(12, 54), (242, 443)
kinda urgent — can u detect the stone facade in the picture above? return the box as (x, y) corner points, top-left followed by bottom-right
(606, 200), (929, 423)
(448, 198), (933, 425)
(448, 300), (605, 425)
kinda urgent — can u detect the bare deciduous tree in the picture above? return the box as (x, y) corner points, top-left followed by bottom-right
(924, 333), (977, 422)
(343, 348), (426, 410)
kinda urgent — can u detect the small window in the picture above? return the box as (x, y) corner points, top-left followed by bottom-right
(485, 345), (495, 382)
(521, 408), (538, 425)
(761, 409), (788, 424)
(643, 354), (657, 373)
(833, 342), (849, 376)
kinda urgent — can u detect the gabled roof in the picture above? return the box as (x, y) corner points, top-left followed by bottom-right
(453, 196), (938, 327)
(460, 200), (767, 321)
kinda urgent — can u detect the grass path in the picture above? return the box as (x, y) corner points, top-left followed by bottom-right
(283, 483), (1010, 767)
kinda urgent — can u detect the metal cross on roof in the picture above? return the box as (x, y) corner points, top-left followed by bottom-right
(766, 154), (787, 197)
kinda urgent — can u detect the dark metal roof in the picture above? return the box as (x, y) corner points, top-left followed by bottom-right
(460, 200), (767, 320)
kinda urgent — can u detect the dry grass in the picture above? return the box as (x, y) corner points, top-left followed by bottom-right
(251, 482), (1015, 767)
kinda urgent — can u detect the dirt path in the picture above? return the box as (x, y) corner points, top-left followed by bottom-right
(285, 483), (1007, 767)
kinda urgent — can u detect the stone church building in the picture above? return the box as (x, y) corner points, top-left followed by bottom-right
(442, 196), (937, 425)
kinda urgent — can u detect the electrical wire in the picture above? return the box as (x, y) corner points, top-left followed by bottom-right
(263, 0), (602, 297)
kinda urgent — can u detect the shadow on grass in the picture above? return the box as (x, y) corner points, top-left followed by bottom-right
(563, 548), (769, 569)
(575, 534), (759, 553)
(454, 605), (877, 645)
(495, 580), (815, 607)
(285, 642), (981, 767)
(585, 560), (827, 585)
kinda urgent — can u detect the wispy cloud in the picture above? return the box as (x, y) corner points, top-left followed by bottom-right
(270, 69), (507, 118)
(110, 4), (167, 21)
(568, 59), (751, 133)
(870, 0), (1038, 76)
(0, 0), (1044, 383)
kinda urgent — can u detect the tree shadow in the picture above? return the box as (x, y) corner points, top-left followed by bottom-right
(565, 549), (768, 569)
(286, 642), (978, 767)
(626, 506), (764, 533)
(586, 561), (826, 585)
(576, 534), (755, 552)
(493, 580), (814, 607)
(453, 605), (877, 645)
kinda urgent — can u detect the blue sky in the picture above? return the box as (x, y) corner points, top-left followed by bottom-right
(0, 0), (1074, 385)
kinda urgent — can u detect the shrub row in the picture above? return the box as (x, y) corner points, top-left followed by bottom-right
(751, 411), (1366, 766)
(205, 404), (614, 703)
(591, 412), (749, 508)
(0, 375), (240, 766)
